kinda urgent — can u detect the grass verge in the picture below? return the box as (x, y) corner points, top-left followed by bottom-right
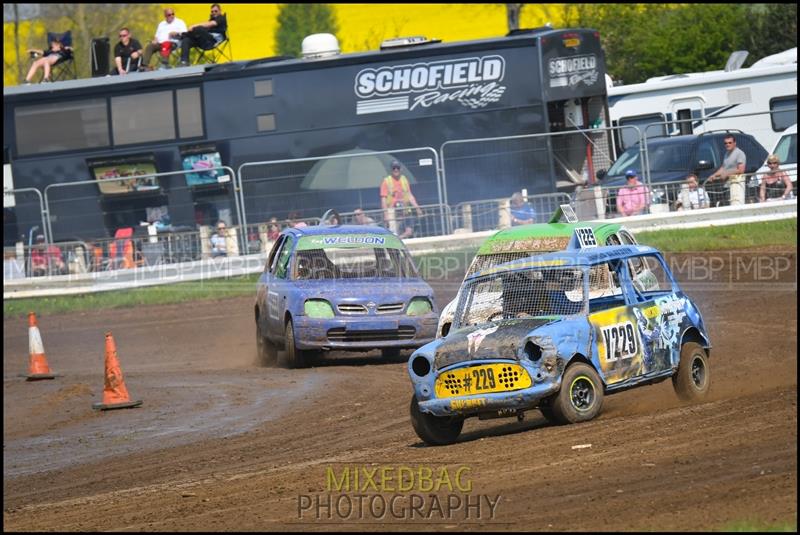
(635, 219), (796, 252)
(720, 520), (797, 532)
(4, 219), (796, 319)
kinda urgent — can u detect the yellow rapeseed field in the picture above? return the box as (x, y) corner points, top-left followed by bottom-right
(4, 4), (564, 85)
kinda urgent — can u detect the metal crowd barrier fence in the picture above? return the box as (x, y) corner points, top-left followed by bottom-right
(42, 166), (242, 252)
(590, 168), (798, 219)
(4, 188), (50, 244)
(641, 108), (797, 152)
(441, 125), (645, 204)
(236, 147), (445, 245)
(451, 192), (571, 233)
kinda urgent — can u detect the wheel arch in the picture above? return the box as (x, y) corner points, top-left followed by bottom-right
(567, 352), (607, 389)
(681, 327), (711, 355)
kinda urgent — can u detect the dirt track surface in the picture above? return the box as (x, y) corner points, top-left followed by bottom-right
(3, 250), (797, 531)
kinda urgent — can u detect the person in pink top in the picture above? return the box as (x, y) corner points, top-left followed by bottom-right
(616, 169), (650, 217)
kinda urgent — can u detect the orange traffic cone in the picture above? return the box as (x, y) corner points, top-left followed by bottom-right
(92, 332), (142, 410)
(25, 312), (57, 381)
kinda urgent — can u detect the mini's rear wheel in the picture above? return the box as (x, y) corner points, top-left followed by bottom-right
(409, 395), (463, 446)
(672, 342), (710, 401)
(551, 362), (604, 424)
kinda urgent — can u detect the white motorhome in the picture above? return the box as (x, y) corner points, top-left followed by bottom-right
(607, 48), (797, 157)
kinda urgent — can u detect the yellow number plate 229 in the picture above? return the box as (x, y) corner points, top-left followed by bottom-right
(435, 363), (532, 398)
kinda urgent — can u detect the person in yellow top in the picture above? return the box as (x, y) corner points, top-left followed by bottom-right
(379, 160), (423, 239)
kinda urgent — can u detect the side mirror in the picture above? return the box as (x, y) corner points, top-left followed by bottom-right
(595, 169), (607, 180)
(696, 160), (713, 170)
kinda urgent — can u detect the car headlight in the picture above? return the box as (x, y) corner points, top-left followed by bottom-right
(304, 299), (334, 318)
(407, 297), (433, 316)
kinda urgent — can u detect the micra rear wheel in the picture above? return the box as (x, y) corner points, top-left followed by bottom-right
(551, 362), (604, 424)
(280, 319), (308, 369)
(409, 395), (463, 446)
(256, 319), (277, 366)
(673, 342), (710, 401)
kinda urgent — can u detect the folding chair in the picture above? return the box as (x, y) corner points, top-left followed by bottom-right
(195, 38), (233, 65)
(46, 31), (77, 81)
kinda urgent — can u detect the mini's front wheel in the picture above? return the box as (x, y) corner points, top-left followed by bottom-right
(409, 395), (463, 446)
(551, 362), (604, 424)
(672, 342), (710, 401)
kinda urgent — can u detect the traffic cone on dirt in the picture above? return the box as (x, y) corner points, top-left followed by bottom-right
(92, 331), (142, 410)
(25, 312), (57, 381)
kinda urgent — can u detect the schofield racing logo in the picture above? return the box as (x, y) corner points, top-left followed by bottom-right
(548, 54), (599, 89)
(354, 56), (506, 115)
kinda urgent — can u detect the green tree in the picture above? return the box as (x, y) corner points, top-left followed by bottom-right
(275, 4), (339, 58)
(742, 4), (797, 64)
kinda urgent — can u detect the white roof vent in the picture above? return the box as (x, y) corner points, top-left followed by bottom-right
(301, 33), (340, 60)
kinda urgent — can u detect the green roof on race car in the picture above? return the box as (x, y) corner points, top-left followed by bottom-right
(476, 221), (624, 256)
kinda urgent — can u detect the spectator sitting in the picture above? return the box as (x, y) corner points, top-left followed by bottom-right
(112, 28), (143, 75)
(179, 3), (228, 66)
(353, 208), (376, 226)
(616, 169), (650, 217)
(141, 7), (187, 70)
(267, 217), (281, 241)
(675, 174), (709, 211)
(210, 221), (228, 257)
(24, 39), (73, 84)
(30, 235), (67, 276)
(759, 154), (794, 202)
(510, 192), (536, 226)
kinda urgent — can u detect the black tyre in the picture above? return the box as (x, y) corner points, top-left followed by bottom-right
(539, 400), (558, 424)
(551, 362), (604, 424)
(280, 320), (308, 369)
(381, 348), (402, 361)
(672, 342), (710, 401)
(409, 395), (463, 446)
(256, 319), (277, 366)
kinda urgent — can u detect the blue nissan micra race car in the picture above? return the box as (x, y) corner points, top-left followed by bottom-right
(255, 225), (438, 368)
(407, 243), (711, 445)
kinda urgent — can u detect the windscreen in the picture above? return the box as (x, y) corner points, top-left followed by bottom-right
(455, 266), (587, 328)
(294, 234), (417, 280)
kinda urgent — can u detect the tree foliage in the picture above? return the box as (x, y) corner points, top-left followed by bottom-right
(275, 4), (339, 58)
(561, 3), (797, 84)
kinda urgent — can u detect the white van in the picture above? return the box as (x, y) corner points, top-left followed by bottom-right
(750, 123), (797, 197)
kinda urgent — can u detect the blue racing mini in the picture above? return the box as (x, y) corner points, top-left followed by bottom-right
(255, 225), (438, 368)
(407, 243), (711, 445)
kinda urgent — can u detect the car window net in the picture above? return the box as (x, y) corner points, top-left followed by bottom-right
(294, 247), (416, 280)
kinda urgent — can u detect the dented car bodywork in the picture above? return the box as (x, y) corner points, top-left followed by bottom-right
(408, 245), (711, 431)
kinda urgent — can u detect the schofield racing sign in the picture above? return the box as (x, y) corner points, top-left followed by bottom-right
(354, 56), (507, 115)
(548, 54), (599, 89)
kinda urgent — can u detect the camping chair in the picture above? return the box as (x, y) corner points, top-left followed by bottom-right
(45, 31), (77, 81)
(195, 37), (233, 65)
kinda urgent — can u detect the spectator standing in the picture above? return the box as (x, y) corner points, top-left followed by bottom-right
(380, 160), (422, 239)
(616, 169), (650, 217)
(353, 208), (376, 226)
(30, 235), (67, 276)
(141, 7), (187, 70)
(267, 217), (281, 241)
(708, 134), (746, 206)
(509, 192), (536, 226)
(675, 174), (709, 211)
(759, 154), (794, 202)
(112, 28), (143, 75)
(179, 3), (228, 66)
(24, 39), (73, 84)
(210, 221), (228, 257)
